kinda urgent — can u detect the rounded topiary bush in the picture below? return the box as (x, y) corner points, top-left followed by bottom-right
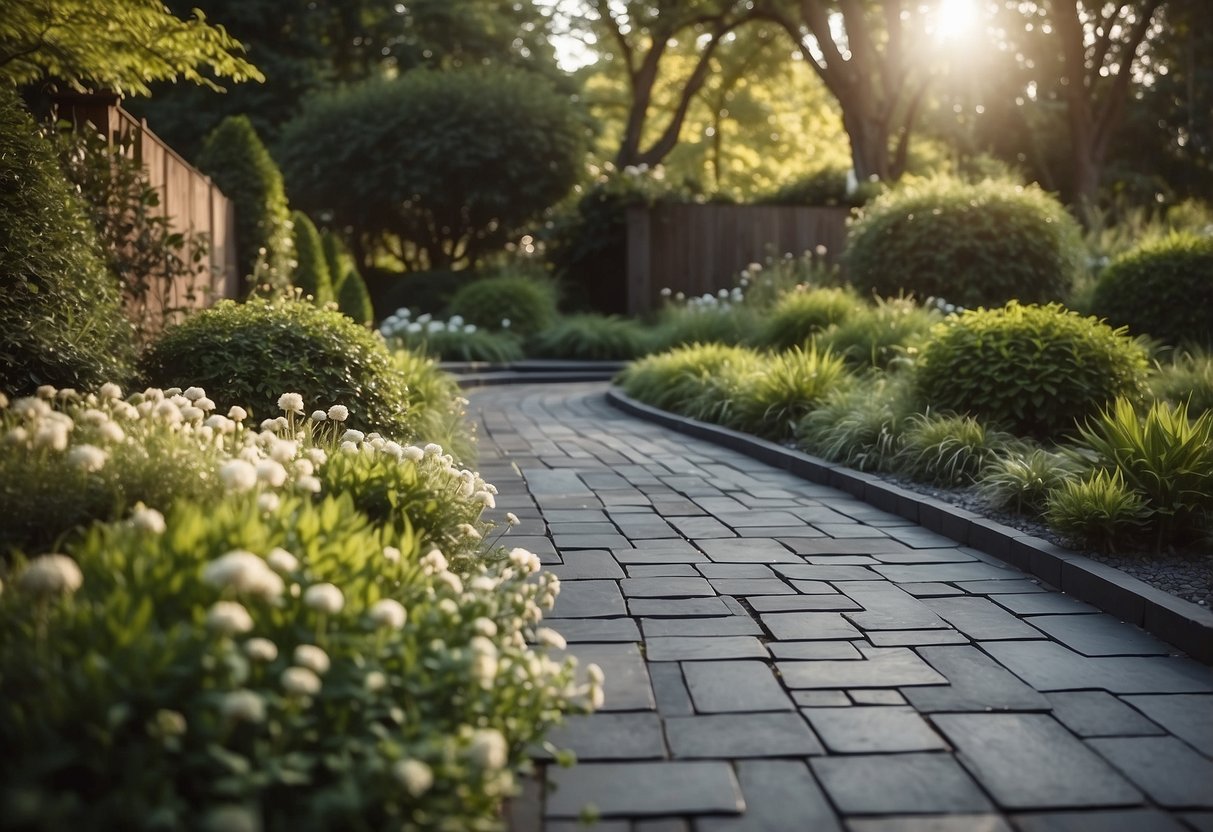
(1090, 232), (1213, 347)
(290, 210), (333, 304)
(0, 88), (134, 394)
(196, 116), (293, 287)
(916, 302), (1149, 438)
(447, 275), (558, 335)
(845, 178), (1084, 307)
(142, 298), (411, 436)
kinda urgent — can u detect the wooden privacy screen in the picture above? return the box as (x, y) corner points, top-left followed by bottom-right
(51, 92), (239, 330)
(626, 203), (850, 315)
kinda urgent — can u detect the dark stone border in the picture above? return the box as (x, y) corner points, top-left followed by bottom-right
(605, 387), (1213, 663)
(448, 360), (624, 389)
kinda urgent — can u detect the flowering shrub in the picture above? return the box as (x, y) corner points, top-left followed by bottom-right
(0, 385), (599, 830)
(380, 308), (524, 363)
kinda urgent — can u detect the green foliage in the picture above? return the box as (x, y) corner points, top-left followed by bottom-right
(0, 0), (261, 95)
(844, 177), (1084, 307)
(277, 68), (585, 271)
(730, 346), (851, 440)
(818, 296), (940, 369)
(915, 302), (1149, 439)
(977, 447), (1082, 516)
(391, 349), (475, 462)
(195, 116), (293, 288)
(337, 267), (374, 326)
(528, 315), (654, 361)
(758, 162), (854, 207)
(322, 230), (355, 294)
(618, 344), (763, 420)
(0, 89), (134, 395)
(1045, 469), (1150, 552)
(388, 325), (525, 365)
(142, 298), (412, 437)
(795, 375), (916, 472)
(654, 304), (758, 350)
(369, 269), (481, 319)
(892, 412), (1014, 487)
(290, 211), (333, 305)
(1073, 398), (1213, 547)
(755, 287), (859, 351)
(1151, 349), (1213, 415)
(1090, 231), (1213, 348)
(447, 275), (559, 336)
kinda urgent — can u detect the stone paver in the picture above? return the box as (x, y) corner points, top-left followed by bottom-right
(469, 384), (1212, 830)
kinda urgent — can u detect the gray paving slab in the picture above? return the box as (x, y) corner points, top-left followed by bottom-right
(778, 648), (948, 689)
(696, 563), (777, 578)
(794, 690), (852, 706)
(1087, 736), (1213, 807)
(628, 564), (701, 578)
(982, 641), (1213, 694)
(932, 713), (1142, 809)
(620, 577), (717, 598)
(550, 579), (627, 618)
(847, 817), (1013, 832)
(1026, 614), (1172, 656)
(1045, 691), (1166, 737)
(644, 636), (768, 662)
(990, 592), (1098, 616)
(630, 597), (733, 617)
(873, 562), (1025, 583)
(903, 645), (1051, 713)
(871, 548), (978, 564)
(666, 712), (823, 758)
(811, 753), (994, 814)
(612, 544), (709, 564)
(769, 641), (864, 660)
(866, 629), (969, 646)
(682, 660), (794, 712)
(775, 565), (882, 581)
(696, 760), (842, 832)
(548, 617), (641, 643)
(697, 538), (801, 563)
(804, 706), (948, 753)
(707, 578), (795, 596)
(545, 761), (744, 818)
(641, 616), (763, 637)
(553, 532), (633, 549)
(543, 712), (666, 760)
(548, 549), (626, 580)
(747, 594), (863, 612)
(921, 596), (1047, 641)
(560, 643), (655, 711)
(1122, 694), (1213, 755)
(648, 661), (694, 716)
(849, 689), (908, 705)
(760, 612), (864, 640)
(840, 583), (952, 630)
(1010, 809), (1189, 832)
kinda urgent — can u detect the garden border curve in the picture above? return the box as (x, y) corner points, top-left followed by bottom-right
(604, 386), (1213, 663)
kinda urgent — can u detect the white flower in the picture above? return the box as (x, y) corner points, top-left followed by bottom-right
(535, 627), (566, 650)
(472, 490), (496, 509)
(310, 410), (327, 422)
(202, 550), (284, 600)
(296, 475), (322, 494)
(420, 549), (448, 575)
(148, 708), (187, 739)
(255, 460), (288, 488)
(204, 414), (234, 434)
(393, 759), (434, 797)
(457, 524), (482, 541)
(67, 444), (107, 472)
(468, 728), (508, 769)
(281, 666), (322, 697)
(266, 548), (298, 573)
(180, 405), (204, 422)
(586, 663), (605, 686)
(327, 405), (349, 422)
(508, 548), (541, 576)
(18, 554), (83, 597)
(660, 287), (672, 297)
(306, 448), (327, 466)
(402, 445), (424, 462)
(35, 385), (56, 400)
(277, 393), (304, 414)
(505, 512), (520, 527)
(11, 397), (48, 419)
(369, 598), (407, 630)
(293, 644), (331, 674)
(219, 459), (258, 492)
(436, 572), (463, 594)
(33, 423), (70, 451)
(473, 617), (498, 637)
(294, 458), (315, 477)
(183, 386), (206, 401)
(340, 441), (358, 455)
(341, 429), (365, 444)
(228, 405), (248, 422)
(383, 546), (401, 563)
(257, 492), (281, 513)
(220, 690), (265, 723)
(131, 503), (166, 534)
(244, 637), (278, 662)
(365, 670), (388, 692)
(303, 583), (344, 614)
(423, 443), (443, 456)
(196, 397), (216, 412)
(259, 418), (279, 433)
(207, 601), (254, 635)
(98, 382), (123, 400)
(269, 440), (298, 464)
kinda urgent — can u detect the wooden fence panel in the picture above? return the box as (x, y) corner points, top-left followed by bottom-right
(626, 204), (850, 315)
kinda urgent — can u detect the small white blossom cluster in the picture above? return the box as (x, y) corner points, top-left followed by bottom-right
(378, 308), (479, 341)
(925, 296), (966, 315)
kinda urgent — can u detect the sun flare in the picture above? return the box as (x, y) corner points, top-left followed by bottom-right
(932, 0), (981, 41)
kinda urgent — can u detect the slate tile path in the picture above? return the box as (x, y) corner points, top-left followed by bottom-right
(470, 383), (1213, 832)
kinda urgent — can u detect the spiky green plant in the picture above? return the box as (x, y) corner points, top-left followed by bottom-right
(795, 376), (917, 471)
(977, 447), (1082, 516)
(1045, 469), (1150, 552)
(729, 346), (851, 440)
(893, 412), (1014, 486)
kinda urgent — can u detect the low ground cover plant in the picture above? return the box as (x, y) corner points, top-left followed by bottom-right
(0, 383), (598, 830)
(527, 314), (654, 361)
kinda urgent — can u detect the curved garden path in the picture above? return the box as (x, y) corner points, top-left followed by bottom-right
(468, 382), (1213, 831)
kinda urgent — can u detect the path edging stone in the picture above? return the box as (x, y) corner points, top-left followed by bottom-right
(604, 386), (1213, 663)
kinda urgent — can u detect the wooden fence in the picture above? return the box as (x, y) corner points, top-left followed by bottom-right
(51, 93), (238, 328)
(626, 203), (851, 315)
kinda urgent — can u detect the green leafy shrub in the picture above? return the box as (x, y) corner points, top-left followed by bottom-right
(730, 346), (851, 440)
(382, 309), (525, 364)
(337, 267), (375, 326)
(1089, 231), (1213, 348)
(1046, 469), (1150, 552)
(682, 351), (766, 427)
(290, 211), (334, 304)
(844, 177), (1084, 307)
(618, 344), (763, 419)
(758, 162), (854, 207)
(1073, 398), (1213, 548)
(0, 89), (134, 395)
(915, 302), (1149, 439)
(369, 269), (481, 319)
(892, 412), (1014, 486)
(528, 315), (653, 361)
(142, 298), (412, 436)
(391, 349), (476, 463)
(447, 275), (559, 335)
(654, 304), (759, 350)
(277, 68), (585, 271)
(196, 115), (293, 289)
(818, 296), (939, 369)
(322, 230), (357, 292)
(1151, 349), (1213, 415)
(795, 375), (916, 471)
(755, 287), (859, 350)
(977, 447), (1082, 516)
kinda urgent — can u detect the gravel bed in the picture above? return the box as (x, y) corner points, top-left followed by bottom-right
(878, 473), (1213, 609)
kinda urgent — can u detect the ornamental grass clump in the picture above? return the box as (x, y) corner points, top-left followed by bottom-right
(754, 287), (860, 351)
(0, 386), (598, 829)
(817, 296), (940, 369)
(977, 447), (1082, 516)
(730, 346), (851, 440)
(915, 302), (1149, 439)
(795, 375), (917, 472)
(618, 343), (763, 418)
(528, 314), (654, 361)
(1151, 349), (1213, 416)
(1045, 469), (1150, 552)
(892, 412), (1015, 487)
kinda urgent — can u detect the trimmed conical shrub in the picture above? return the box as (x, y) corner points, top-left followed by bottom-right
(322, 229), (355, 293)
(0, 88), (134, 394)
(337, 267), (374, 326)
(196, 116), (292, 290)
(290, 210), (333, 304)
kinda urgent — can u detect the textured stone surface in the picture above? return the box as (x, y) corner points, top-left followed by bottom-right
(1122, 694), (1213, 755)
(759, 612), (863, 641)
(696, 760), (842, 832)
(644, 635), (768, 662)
(804, 706), (948, 753)
(1045, 691), (1166, 737)
(549, 580), (627, 618)
(1026, 614), (1172, 656)
(545, 761), (744, 818)
(666, 713), (823, 758)
(811, 754), (993, 814)
(543, 713), (666, 760)
(1087, 736), (1213, 807)
(904, 645), (1051, 713)
(681, 660), (794, 713)
(778, 648), (947, 689)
